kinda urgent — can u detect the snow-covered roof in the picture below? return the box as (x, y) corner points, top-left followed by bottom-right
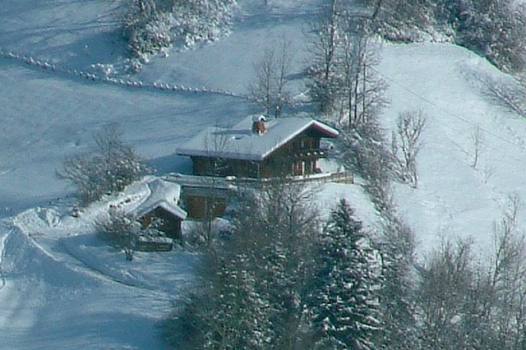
(127, 178), (187, 220)
(176, 115), (339, 161)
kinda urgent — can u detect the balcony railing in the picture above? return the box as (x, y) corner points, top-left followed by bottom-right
(164, 170), (353, 189)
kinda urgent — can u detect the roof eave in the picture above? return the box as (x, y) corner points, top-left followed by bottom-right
(176, 148), (264, 162)
(260, 120), (339, 159)
(136, 202), (187, 220)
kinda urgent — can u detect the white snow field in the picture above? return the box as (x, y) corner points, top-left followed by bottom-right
(378, 43), (526, 254)
(2, 0), (526, 348)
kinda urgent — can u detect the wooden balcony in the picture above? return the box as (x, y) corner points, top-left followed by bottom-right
(292, 148), (329, 159)
(164, 170), (353, 191)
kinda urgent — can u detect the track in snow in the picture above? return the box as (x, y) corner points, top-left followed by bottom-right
(0, 227), (10, 291)
(0, 48), (250, 100)
(58, 238), (159, 292)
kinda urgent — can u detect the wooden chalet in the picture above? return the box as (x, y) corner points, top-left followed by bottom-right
(177, 115), (339, 179)
(175, 116), (339, 219)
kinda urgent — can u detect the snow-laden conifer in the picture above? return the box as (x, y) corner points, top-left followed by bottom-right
(164, 249), (272, 349)
(310, 199), (381, 350)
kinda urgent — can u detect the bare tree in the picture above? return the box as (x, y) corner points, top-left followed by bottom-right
(308, 3), (388, 125)
(340, 26), (388, 129)
(471, 124), (483, 169)
(249, 36), (294, 117)
(475, 71), (526, 117)
(192, 124), (230, 248)
(249, 48), (276, 117)
(416, 195), (526, 350)
(307, 0), (341, 114)
(418, 238), (479, 350)
(274, 36), (294, 117)
(488, 194), (526, 349)
(94, 207), (139, 261)
(375, 207), (419, 350)
(57, 123), (150, 206)
(392, 110), (426, 188)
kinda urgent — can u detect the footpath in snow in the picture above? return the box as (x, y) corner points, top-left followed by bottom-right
(0, 224), (9, 291)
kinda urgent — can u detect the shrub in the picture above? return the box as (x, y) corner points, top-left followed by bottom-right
(94, 207), (139, 261)
(123, 0), (236, 60)
(57, 123), (151, 206)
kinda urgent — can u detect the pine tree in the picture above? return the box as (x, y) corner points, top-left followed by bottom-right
(239, 182), (320, 348)
(375, 214), (419, 350)
(166, 250), (272, 350)
(204, 251), (272, 349)
(310, 199), (381, 350)
(165, 183), (320, 350)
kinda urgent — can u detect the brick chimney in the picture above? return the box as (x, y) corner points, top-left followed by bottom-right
(252, 115), (267, 135)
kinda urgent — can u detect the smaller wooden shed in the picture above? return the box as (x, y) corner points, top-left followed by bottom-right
(127, 179), (187, 241)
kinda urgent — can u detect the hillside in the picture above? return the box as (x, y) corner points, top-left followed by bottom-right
(379, 43), (526, 255)
(2, 0), (526, 348)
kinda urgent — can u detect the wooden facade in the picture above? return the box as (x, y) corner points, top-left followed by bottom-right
(139, 206), (183, 240)
(184, 195), (227, 220)
(177, 116), (339, 220)
(190, 128), (329, 179)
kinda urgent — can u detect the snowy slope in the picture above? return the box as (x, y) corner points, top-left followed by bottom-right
(2, 0), (526, 348)
(0, 58), (255, 215)
(0, 1), (321, 348)
(136, 1), (318, 95)
(378, 43), (526, 256)
(0, 0), (125, 70)
(0, 184), (199, 350)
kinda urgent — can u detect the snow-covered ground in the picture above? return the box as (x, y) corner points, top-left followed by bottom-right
(0, 181), (200, 349)
(379, 43), (526, 255)
(2, 0), (526, 348)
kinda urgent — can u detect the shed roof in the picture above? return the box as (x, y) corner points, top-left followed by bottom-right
(127, 179), (187, 220)
(176, 115), (339, 161)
